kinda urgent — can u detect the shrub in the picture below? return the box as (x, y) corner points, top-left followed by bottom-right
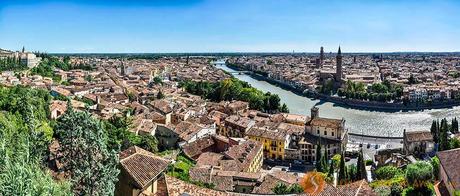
(390, 183), (403, 196)
(374, 186), (391, 196)
(430, 157), (440, 180)
(405, 161), (433, 188)
(375, 166), (403, 180)
(365, 159), (374, 166)
(402, 183), (434, 196)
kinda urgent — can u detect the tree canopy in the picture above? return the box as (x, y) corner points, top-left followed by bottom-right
(55, 106), (119, 195)
(180, 78), (288, 113)
(0, 86), (72, 195)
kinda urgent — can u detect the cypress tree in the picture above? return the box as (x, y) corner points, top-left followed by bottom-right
(357, 149), (367, 180)
(328, 159), (334, 177)
(431, 120), (439, 143)
(315, 142), (322, 172)
(338, 152), (346, 185)
(440, 118), (449, 151)
(452, 118), (459, 134)
(323, 147), (329, 172)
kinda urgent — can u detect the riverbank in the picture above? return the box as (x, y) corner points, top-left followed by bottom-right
(226, 63), (460, 112)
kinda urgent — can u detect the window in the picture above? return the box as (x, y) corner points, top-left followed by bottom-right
(324, 131), (327, 136)
(317, 130), (319, 134)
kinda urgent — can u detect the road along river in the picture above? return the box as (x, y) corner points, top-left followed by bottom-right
(216, 63), (460, 137)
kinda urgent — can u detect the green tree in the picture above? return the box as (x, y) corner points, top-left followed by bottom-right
(55, 106), (119, 195)
(452, 118), (459, 134)
(449, 137), (460, 149)
(322, 147), (328, 173)
(279, 103), (289, 113)
(0, 110), (71, 195)
(406, 161), (433, 189)
(328, 159), (334, 177)
(157, 90), (165, 99)
(430, 120), (439, 144)
(440, 118), (449, 151)
(356, 149), (367, 180)
(338, 152), (346, 185)
(374, 166), (403, 180)
(430, 157), (440, 180)
(153, 76), (163, 84)
(286, 184), (304, 194)
(315, 142), (323, 172)
(272, 183), (288, 194)
(268, 94), (281, 112)
(104, 115), (158, 153)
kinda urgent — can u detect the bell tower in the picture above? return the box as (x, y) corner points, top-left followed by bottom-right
(336, 46), (343, 82)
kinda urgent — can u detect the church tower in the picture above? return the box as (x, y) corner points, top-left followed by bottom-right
(320, 46), (324, 65)
(336, 46), (343, 82)
(120, 59), (125, 76)
(311, 106), (319, 119)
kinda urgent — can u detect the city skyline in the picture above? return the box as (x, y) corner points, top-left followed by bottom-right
(1, 0), (460, 53)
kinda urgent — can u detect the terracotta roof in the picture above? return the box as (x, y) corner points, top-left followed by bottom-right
(336, 180), (372, 196)
(246, 126), (287, 141)
(150, 99), (173, 114)
(211, 175), (234, 191)
(51, 86), (72, 96)
(252, 171), (299, 195)
(189, 167), (213, 184)
(277, 122), (305, 135)
(224, 115), (254, 129)
(196, 152), (224, 167)
(223, 140), (262, 172)
(404, 131), (433, 142)
(252, 174), (288, 194)
(189, 166), (235, 192)
(173, 121), (203, 141)
(182, 136), (216, 159)
(119, 146), (170, 189)
(437, 148), (460, 190)
(270, 170), (299, 184)
(309, 117), (343, 129)
(49, 100), (67, 113)
(283, 113), (310, 124)
(165, 175), (239, 196)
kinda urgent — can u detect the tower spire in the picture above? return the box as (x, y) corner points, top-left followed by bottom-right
(335, 46), (343, 82)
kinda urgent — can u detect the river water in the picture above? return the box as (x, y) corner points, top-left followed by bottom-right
(215, 63), (460, 137)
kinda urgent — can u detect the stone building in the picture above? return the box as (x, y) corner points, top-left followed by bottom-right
(115, 146), (170, 196)
(437, 148), (460, 196)
(402, 130), (435, 156)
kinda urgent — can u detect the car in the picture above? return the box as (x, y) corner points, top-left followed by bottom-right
(293, 160), (302, 164)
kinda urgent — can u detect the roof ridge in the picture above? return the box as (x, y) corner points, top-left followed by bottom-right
(354, 179), (366, 196)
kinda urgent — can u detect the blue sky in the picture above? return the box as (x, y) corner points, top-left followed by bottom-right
(1, 0), (459, 53)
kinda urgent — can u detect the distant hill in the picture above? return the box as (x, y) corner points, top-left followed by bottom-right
(0, 48), (14, 54)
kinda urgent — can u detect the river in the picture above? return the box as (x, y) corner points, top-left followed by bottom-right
(215, 62), (460, 137)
